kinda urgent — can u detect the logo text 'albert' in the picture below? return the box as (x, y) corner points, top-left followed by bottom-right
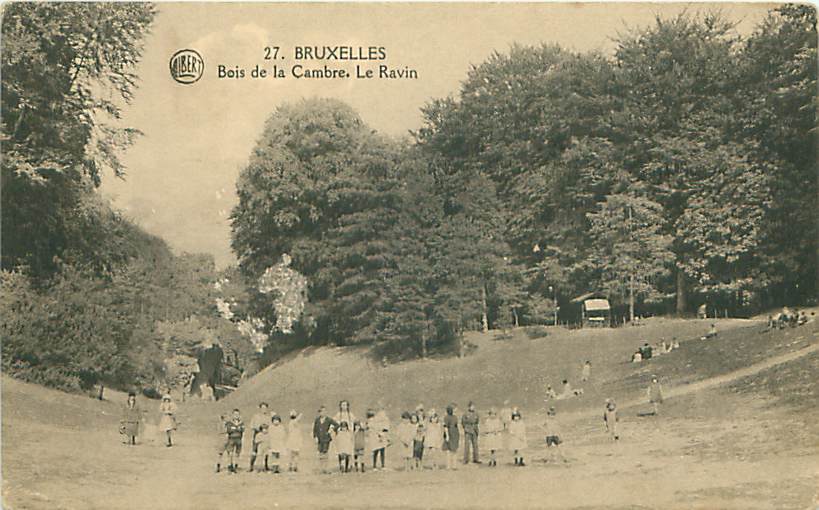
(169, 49), (204, 84)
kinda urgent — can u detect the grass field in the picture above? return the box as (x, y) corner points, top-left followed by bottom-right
(3, 316), (818, 509)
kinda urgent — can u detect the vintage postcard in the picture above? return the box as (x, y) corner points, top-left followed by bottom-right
(2, 2), (817, 509)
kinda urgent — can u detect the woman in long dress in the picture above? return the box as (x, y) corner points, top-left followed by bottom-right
(442, 404), (460, 470)
(158, 394), (178, 447)
(120, 392), (142, 446)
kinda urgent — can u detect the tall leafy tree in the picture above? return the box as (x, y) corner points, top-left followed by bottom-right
(231, 98), (403, 345)
(611, 13), (770, 313)
(1, 3), (156, 276)
(587, 182), (674, 320)
(737, 5), (817, 305)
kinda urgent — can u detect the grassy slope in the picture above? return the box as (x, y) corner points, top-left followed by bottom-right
(215, 317), (816, 425)
(3, 316), (818, 510)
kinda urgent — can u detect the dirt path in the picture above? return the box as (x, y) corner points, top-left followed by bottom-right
(549, 332), (819, 420)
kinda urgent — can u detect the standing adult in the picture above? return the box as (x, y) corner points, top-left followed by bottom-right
(313, 406), (336, 474)
(461, 401), (480, 464)
(442, 404), (460, 470)
(647, 376), (664, 415)
(120, 392), (143, 446)
(158, 394), (178, 447)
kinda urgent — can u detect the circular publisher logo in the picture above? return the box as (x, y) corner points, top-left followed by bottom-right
(169, 49), (204, 84)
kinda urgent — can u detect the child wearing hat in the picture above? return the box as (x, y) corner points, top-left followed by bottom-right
(286, 410), (303, 472)
(158, 394), (178, 447)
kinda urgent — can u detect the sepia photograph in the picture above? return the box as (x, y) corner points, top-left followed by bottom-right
(1, 2), (817, 509)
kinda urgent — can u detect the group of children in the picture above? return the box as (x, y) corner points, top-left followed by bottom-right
(215, 397), (624, 475)
(216, 403), (304, 474)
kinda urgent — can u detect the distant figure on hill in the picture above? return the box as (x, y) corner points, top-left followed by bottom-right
(647, 377), (664, 415)
(631, 351), (643, 363)
(158, 394), (177, 447)
(120, 392), (143, 446)
(461, 401), (480, 464)
(640, 343), (653, 359)
(581, 361), (592, 382)
(798, 312), (808, 326)
(558, 379), (583, 399)
(544, 384), (558, 400)
(603, 399), (619, 441)
(702, 324), (718, 340)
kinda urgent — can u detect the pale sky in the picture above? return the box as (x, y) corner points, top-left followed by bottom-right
(100, 2), (777, 268)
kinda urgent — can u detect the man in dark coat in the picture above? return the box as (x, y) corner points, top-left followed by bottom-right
(313, 406), (336, 473)
(461, 401), (480, 464)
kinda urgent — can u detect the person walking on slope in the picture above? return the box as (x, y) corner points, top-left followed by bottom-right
(461, 401), (480, 464)
(581, 361), (592, 382)
(158, 394), (178, 447)
(647, 376), (664, 415)
(603, 399), (619, 441)
(120, 392), (143, 446)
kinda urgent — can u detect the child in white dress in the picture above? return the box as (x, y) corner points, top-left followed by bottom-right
(267, 415), (286, 473)
(508, 411), (527, 466)
(484, 408), (502, 467)
(397, 412), (415, 471)
(334, 421), (354, 473)
(286, 410), (303, 472)
(425, 411), (444, 469)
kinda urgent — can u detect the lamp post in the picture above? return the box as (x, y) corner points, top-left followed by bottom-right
(548, 285), (557, 326)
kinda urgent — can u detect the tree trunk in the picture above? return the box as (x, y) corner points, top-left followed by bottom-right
(512, 307), (519, 328)
(420, 325), (428, 359)
(457, 330), (465, 358)
(676, 268), (687, 316)
(629, 273), (635, 323)
(481, 284), (489, 333)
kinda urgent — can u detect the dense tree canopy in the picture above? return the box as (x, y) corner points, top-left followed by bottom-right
(233, 7), (815, 358)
